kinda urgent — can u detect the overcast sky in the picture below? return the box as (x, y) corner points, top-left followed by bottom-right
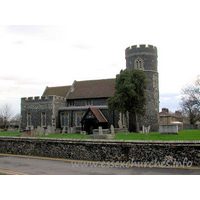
(0, 0), (199, 115)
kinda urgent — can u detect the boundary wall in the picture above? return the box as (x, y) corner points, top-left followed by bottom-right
(0, 137), (200, 166)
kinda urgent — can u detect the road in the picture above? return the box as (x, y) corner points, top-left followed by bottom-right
(0, 153), (200, 175)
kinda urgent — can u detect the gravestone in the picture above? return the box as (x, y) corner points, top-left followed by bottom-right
(45, 129), (49, 136)
(145, 126), (151, 136)
(31, 129), (36, 137)
(39, 127), (44, 136)
(51, 126), (55, 134)
(56, 129), (61, 134)
(118, 120), (123, 129)
(99, 126), (103, 135)
(142, 125), (145, 133)
(36, 126), (41, 135)
(81, 131), (87, 135)
(62, 127), (66, 135)
(47, 125), (52, 134)
(111, 125), (115, 136)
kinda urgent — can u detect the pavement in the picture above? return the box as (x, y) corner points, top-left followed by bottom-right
(0, 153), (200, 175)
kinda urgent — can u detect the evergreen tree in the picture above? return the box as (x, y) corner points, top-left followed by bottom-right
(108, 68), (147, 133)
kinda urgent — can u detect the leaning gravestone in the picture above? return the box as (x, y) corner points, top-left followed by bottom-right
(62, 127), (66, 135)
(145, 126), (151, 136)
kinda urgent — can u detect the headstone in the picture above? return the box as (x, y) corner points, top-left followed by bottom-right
(56, 129), (60, 134)
(45, 129), (49, 136)
(51, 126), (55, 134)
(118, 120), (123, 129)
(47, 125), (52, 134)
(145, 126), (150, 136)
(111, 125), (115, 136)
(39, 127), (44, 136)
(81, 131), (87, 135)
(99, 126), (103, 135)
(36, 126), (41, 135)
(62, 127), (66, 135)
(142, 125), (145, 133)
(31, 129), (36, 137)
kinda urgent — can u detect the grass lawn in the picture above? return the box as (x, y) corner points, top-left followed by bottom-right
(0, 130), (200, 141)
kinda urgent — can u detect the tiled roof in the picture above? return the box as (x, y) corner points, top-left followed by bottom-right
(67, 79), (116, 99)
(89, 107), (108, 123)
(43, 86), (71, 97)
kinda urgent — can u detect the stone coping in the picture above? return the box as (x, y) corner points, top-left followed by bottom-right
(0, 136), (200, 145)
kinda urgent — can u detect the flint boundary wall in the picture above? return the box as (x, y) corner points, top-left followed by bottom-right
(0, 137), (200, 166)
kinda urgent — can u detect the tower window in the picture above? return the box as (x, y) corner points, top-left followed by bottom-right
(134, 58), (144, 70)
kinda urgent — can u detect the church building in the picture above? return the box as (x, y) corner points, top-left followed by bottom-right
(20, 44), (159, 133)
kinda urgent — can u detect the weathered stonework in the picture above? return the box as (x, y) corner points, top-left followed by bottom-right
(0, 137), (199, 166)
(21, 96), (66, 130)
(125, 44), (159, 131)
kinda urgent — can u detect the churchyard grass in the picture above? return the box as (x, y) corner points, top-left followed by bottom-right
(114, 130), (200, 141)
(0, 131), (21, 137)
(0, 130), (200, 140)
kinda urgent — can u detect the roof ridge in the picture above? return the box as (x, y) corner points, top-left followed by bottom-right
(48, 85), (71, 88)
(76, 78), (115, 83)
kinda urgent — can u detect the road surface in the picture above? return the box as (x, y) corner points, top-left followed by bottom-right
(0, 153), (200, 175)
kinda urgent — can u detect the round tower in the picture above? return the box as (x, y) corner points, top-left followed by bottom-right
(125, 44), (159, 131)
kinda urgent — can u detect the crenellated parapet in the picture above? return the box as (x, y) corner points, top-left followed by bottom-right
(21, 95), (66, 103)
(125, 44), (157, 58)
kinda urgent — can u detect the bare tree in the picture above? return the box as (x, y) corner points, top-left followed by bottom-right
(180, 76), (200, 124)
(0, 103), (13, 129)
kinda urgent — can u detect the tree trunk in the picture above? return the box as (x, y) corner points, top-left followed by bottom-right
(135, 111), (139, 133)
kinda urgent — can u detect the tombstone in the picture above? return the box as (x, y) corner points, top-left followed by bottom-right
(62, 127), (66, 135)
(81, 131), (87, 135)
(47, 125), (52, 134)
(159, 125), (178, 135)
(31, 129), (36, 137)
(51, 126), (55, 134)
(145, 126), (151, 136)
(142, 125), (145, 133)
(30, 125), (34, 130)
(56, 128), (61, 134)
(99, 126), (103, 135)
(110, 125), (115, 136)
(118, 120), (123, 129)
(36, 126), (41, 135)
(39, 127), (44, 136)
(45, 129), (49, 136)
